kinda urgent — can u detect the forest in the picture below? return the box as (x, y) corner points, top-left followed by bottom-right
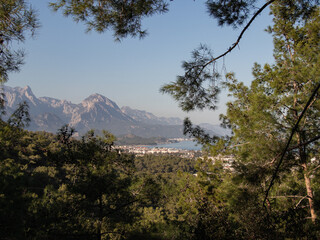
(1, 103), (319, 239)
(1, 0), (320, 239)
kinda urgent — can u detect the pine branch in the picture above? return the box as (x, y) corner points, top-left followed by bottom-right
(203, 0), (276, 68)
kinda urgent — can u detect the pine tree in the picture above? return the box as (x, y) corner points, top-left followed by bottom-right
(219, 1), (320, 228)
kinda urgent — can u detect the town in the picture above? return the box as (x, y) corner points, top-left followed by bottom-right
(116, 145), (202, 158)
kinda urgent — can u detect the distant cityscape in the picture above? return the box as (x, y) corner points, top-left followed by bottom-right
(116, 145), (201, 158)
(115, 138), (200, 158)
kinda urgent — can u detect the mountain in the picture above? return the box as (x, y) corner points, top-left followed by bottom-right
(2, 86), (183, 137)
(2, 85), (227, 138)
(121, 106), (182, 125)
(199, 123), (231, 136)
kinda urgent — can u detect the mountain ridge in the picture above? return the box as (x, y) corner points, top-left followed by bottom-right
(2, 85), (226, 138)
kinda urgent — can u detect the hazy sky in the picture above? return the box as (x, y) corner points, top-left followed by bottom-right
(8, 1), (274, 124)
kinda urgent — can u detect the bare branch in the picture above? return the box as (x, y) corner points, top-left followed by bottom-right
(295, 195), (310, 208)
(288, 135), (320, 152)
(308, 164), (320, 175)
(269, 195), (304, 199)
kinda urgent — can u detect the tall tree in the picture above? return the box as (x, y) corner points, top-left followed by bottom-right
(215, 1), (320, 226)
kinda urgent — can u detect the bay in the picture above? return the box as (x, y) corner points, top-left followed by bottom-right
(147, 140), (202, 151)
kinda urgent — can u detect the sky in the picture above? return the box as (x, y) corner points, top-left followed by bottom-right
(8, 0), (274, 125)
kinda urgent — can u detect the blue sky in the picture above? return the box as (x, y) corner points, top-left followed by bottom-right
(8, 0), (274, 124)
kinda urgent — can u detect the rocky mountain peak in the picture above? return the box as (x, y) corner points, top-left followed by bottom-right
(4, 85), (38, 107)
(23, 85), (32, 94)
(82, 93), (119, 110)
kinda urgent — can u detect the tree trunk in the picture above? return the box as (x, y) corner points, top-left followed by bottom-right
(296, 130), (317, 223)
(302, 162), (317, 223)
(97, 195), (103, 240)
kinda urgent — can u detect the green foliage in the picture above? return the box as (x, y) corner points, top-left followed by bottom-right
(0, 121), (139, 239)
(161, 44), (220, 112)
(135, 154), (196, 175)
(0, 0), (39, 84)
(49, 0), (169, 40)
(206, 0), (257, 27)
(160, 1), (320, 238)
(183, 117), (219, 145)
(204, 1), (320, 236)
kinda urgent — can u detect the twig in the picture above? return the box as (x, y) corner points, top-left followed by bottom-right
(269, 195), (304, 199)
(295, 195), (310, 208)
(308, 164), (320, 175)
(287, 135), (320, 152)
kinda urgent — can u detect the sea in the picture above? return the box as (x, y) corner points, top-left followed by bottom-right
(147, 140), (202, 151)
